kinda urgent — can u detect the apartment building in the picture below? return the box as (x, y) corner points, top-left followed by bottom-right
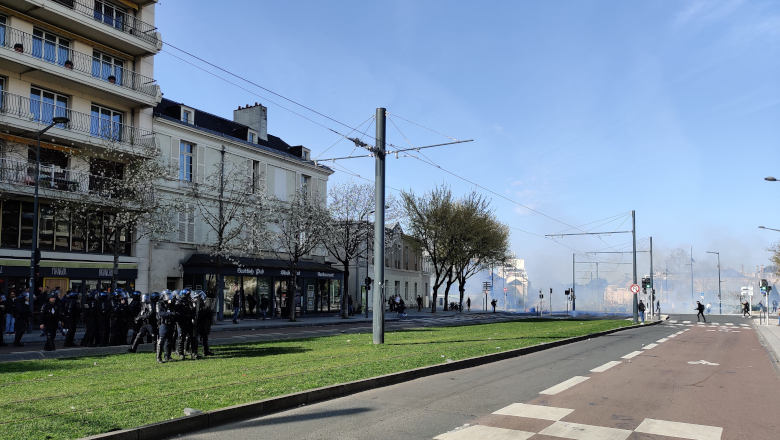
(0, 0), (161, 296)
(151, 98), (340, 318)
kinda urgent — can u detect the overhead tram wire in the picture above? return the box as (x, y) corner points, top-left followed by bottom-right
(315, 114), (375, 160)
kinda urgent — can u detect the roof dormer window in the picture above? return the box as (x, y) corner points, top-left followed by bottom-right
(248, 130), (258, 143)
(180, 105), (195, 124)
(302, 148), (310, 160)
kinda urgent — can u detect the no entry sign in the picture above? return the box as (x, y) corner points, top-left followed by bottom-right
(630, 284), (640, 294)
(503, 287), (508, 293)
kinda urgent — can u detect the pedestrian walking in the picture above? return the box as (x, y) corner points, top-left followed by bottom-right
(706, 302), (711, 315)
(773, 300), (778, 314)
(40, 292), (61, 351)
(259, 295), (269, 320)
(347, 295), (354, 316)
(13, 291), (31, 347)
(638, 300), (646, 323)
(128, 293), (157, 353)
(5, 291), (15, 335)
(388, 297), (394, 312)
(247, 294), (257, 318)
(232, 292), (240, 324)
(742, 300), (751, 317)
(466, 297), (471, 312)
(416, 295), (422, 312)
(695, 301), (706, 322)
(491, 299), (497, 313)
(656, 300), (660, 315)
(0, 294), (7, 347)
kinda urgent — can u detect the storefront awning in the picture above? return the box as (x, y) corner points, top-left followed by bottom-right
(183, 254), (343, 279)
(0, 258), (138, 278)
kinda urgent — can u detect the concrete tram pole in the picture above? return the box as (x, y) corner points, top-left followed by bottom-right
(572, 253), (576, 311)
(632, 210), (638, 324)
(373, 108), (386, 345)
(649, 236), (653, 321)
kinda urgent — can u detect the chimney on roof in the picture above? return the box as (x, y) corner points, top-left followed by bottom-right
(233, 102), (268, 141)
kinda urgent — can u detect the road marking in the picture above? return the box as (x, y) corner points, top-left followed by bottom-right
(642, 343), (658, 350)
(676, 331), (684, 334)
(539, 421), (632, 440)
(622, 351), (642, 359)
(683, 321), (691, 323)
(731, 331), (741, 332)
(539, 376), (590, 395)
(434, 425), (535, 440)
(675, 324), (685, 326)
(668, 334), (677, 338)
(688, 360), (719, 366)
(492, 403), (573, 421)
(634, 418), (723, 440)
(669, 320), (677, 323)
(591, 361), (622, 373)
(725, 323), (733, 326)
(711, 322), (719, 325)
(656, 338), (669, 343)
(686, 324), (694, 326)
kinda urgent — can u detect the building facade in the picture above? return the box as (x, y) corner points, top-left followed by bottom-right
(0, 0), (161, 296)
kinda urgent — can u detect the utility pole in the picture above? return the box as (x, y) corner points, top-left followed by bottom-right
(572, 253), (576, 311)
(596, 262), (599, 312)
(372, 108), (386, 345)
(690, 246), (694, 303)
(649, 237), (653, 320)
(632, 210), (638, 324)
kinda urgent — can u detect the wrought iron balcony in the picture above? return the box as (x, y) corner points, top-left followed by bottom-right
(0, 158), (154, 204)
(50, 0), (159, 46)
(2, 25), (158, 98)
(0, 90), (158, 153)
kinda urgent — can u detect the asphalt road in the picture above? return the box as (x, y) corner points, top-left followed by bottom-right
(171, 314), (780, 440)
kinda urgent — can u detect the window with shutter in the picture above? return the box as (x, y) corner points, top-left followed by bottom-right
(177, 203), (196, 243)
(196, 145), (206, 184)
(169, 138), (179, 175)
(245, 158), (253, 194)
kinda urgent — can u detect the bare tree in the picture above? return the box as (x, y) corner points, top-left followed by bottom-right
(400, 184), (455, 313)
(266, 188), (330, 322)
(322, 180), (398, 318)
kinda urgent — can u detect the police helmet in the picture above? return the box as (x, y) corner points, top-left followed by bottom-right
(86, 290), (97, 300)
(189, 290), (202, 301)
(161, 290), (172, 302)
(150, 292), (161, 302)
(141, 293), (151, 303)
(48, 291), (58, 299)
(131, 291), (141, 298)
(68, 291), (79, 298)
(98, 290), (108, 298)
(171, 290), (180, 300)
(116, 290), (127, 299)
(180, 288), (192, 297)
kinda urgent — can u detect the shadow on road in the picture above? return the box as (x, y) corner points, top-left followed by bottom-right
(232, 407), (373, 429)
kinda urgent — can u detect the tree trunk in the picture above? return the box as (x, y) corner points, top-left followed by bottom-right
(458, 271), (466, 312)
(431, 287), (438, 313)
(443, 270), (455, 311)
(217, 255), (224, 321)
(341, 261), (350, 319)
(289, 260), (298, 322)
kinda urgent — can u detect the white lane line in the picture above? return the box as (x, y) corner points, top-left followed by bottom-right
(634, 418), (723, 440)
(434, 425), (535, 440)
(668, 334), (677, 338)
(493, 403), (573, 421)
(539, 421), (632, 440)
(622, 351), (642, 359)
(669, 320), (678, 323)
(642, 343), (658, 350)
(711, 322), (719, 325)
(686, 325), (694, 326)
(676, 331), (684, 334)
(675, 324), (685, 326)
(683, 321), (691, 323)
(656, 338), (669, 343)
(591, 361), (622, 373)
(725, 323), (734, 326)
(539, 376), (590, 395)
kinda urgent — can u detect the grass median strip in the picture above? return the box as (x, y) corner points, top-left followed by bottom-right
(0, 318), (631, 440)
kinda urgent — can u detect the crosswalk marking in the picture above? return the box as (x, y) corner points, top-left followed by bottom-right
(622, 351), (642, 359)
(683, 321), (691, 323)
(539, 421), (632, 440)
(590, 361), (622, 373)
(492, 403), (573, 421)
(634, 418), (723, 440)
(434, 425), (535, 440)
(539, 376), (590, 395)
(725, 323), (733, 326)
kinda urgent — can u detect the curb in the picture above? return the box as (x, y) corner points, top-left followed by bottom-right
(80, 319), (662, 440)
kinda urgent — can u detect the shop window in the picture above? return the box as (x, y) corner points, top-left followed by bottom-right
(1, 200), (20, 248)
(19, 201), (34, 248)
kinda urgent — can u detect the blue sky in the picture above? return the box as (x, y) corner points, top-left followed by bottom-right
(155, 0), (780, 287)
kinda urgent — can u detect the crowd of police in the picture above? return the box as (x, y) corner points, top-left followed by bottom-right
(0, 288), (215, 363)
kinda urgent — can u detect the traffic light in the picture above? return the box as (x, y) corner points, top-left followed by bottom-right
(565, 289), (570, 296)
(761, 279), (768, 295)
(641, 277), (651, 289)
(550, 288), (552, 295)
(364, 277), (372, 291)
(651, 289), (655, 302)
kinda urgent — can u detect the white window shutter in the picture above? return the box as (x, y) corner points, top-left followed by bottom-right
(171, 139), (180, 177)
(245, 158), (253, 194)
(187, 205), (196, 243)
(196, 146), (206, 184)
(178, 211), (186, 242)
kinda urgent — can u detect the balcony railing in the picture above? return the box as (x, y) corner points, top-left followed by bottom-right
(0, 158), (154, 204)
(1, 26), (158, 97)
(50, 0), (159, 46)
(0, 90), (157, 152)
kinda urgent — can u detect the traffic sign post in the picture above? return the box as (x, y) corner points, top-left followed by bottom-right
(630, 284), (640, 294)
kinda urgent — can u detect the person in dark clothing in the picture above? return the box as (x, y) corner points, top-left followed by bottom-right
(40, 292), (61, 351)
(232, 292), (240, 323)
(466, 297), (471, 312)
(742, 300), (751, 317)
(80, 290), (99, 347)
(0, 294), (7, 347)
(128, 291), (143, 344)
(416, 295), (423, 312)
(695, 301), (706, 322)
(396, 298), (407, 317)
(13, 291), (31, 347)
(259, 295), (269, 320)
(128, 293), (158, 353)
(192, 290), (215, 358)
(491, 299), (497, 313)
(34, 287), (45, 329)
(246, 294), (256, 318)
(347, 295), (354, 316)
(109, 290), (129, 345)
(62, 291), (81, 347)
(638, 300), (646, 323)
(175, 289), (195, 359)
(97, 291), (112, 346)
(388, 297), (394, 312)
(156, 290), (178, 363)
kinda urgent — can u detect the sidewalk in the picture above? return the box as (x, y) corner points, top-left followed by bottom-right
(754, 318), (780, 375)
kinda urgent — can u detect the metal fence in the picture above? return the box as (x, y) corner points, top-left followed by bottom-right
(0, 158), (154, 204)
(0, 90), (158, 151)
(1, 26), (158, 97)
(50, 0), (159, 46)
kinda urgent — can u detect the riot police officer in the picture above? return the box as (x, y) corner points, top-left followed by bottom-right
(80, 290), (98, 347)
(97, 291), (111, 346)
(192, 290), (215, 357)
(40, 291), (61, 351)
(0, 294), (7, 347)
(62, 291), (81, 347)
(110, 289), (129, 345)
(128, 291), (142, 344)
(175, 289), (195, 359)
(156, 290), (177, 363)
(12, 291), (31, 347)
(128, 293), (157, 353)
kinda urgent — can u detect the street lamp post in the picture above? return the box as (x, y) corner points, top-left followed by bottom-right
(28, 116), (70, 332)
(759, 226), (780, 233)
(706, 251), (721, 315)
